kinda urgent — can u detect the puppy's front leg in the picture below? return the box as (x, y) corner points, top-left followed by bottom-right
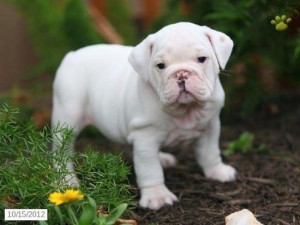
(195, 116), (236, 182)
(133, 137), (177, 210)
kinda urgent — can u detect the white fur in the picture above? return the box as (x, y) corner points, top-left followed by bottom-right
(52, 22), (236, 210)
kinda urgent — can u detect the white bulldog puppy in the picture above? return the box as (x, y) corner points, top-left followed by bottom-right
(52, 22), (236, 210)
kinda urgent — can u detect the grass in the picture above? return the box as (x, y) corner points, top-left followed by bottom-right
(0, 103), (133, 224)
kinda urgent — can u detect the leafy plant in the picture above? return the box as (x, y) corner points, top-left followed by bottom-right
(45, 189), (128, 225)
(74, 151), (132, 209)
(77, 197), (128, 225)
(105, 0), (138, 44)
(6, 0), (138, 77)
(6, 0), (104, 75)
(224, 132), (254, 155)
(0, 103), (133, 224)
(224, 131), (267, 156)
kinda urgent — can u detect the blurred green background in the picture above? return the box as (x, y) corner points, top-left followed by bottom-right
(0, 0), (299, 125)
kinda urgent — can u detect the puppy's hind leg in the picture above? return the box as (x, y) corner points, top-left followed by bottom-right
(51, 96), (86, 187)
(159, 152), (177, 168)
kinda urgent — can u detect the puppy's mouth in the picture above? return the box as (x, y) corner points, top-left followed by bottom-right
(176, 79), (196, 104)
(162, 74), (212, 105)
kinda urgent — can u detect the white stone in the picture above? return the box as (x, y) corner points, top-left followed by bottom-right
(225, 209), (263, 225)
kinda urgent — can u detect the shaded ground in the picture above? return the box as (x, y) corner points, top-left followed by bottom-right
(74, 92), (299, 225)
(10, 87), (297, 224)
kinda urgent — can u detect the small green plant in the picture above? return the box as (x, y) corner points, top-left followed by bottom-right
(224, 131), (267, 156)
(44, 189), (128, 225)
(0, 103), (133, 224)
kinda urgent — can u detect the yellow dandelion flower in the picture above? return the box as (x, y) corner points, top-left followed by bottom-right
(48, 192), (67, 206)
(64, 189), (84, 202)
(49, 189), (84, 206)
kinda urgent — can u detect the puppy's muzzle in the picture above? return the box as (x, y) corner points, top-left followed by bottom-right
(176, 70), (191, 92)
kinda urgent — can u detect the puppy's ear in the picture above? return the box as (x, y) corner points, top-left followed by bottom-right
(128, 34), (154, 82)
(202, 26), (233, 69)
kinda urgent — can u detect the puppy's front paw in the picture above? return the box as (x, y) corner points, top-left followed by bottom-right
(140, 184), (178, 210)
(204, 163), (236, 182)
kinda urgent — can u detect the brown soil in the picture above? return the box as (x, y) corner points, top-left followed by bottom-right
(74, 92), (300, 225)
(3, 87), (299, 225)
(75, 92), (300, 225)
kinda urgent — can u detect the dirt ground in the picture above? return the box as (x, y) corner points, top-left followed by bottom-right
(5, 86), (298, 224)
(74, 91), (300, 225)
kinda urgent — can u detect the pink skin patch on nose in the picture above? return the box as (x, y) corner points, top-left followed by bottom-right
(176, 70), (191, 80)
(163, 70), (212, 105)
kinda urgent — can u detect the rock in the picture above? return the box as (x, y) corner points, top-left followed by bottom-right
(225, 209), (263, 225)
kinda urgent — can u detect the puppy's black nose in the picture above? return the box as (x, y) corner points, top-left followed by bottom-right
(177, 79), (186, 91)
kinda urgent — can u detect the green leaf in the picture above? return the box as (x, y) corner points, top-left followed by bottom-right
(224, 132), (254, 155)
(53, 206), (65, 225)
(67, 204), (79, 225)
(239, 132), (254, 152)
(95, 215), (107, 225)
(257, 144), (268, 152)
(79, 203), (97, 225)
(87, 195), (97, 210)
(105, 203), (127, 225)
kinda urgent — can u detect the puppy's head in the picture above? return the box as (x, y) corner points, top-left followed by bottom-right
(128, 22), (233, 105)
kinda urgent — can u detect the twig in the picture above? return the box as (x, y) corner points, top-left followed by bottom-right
(87, 4), (123, 44)
(271, 202), (299, 207)
(273, 218), (291, 225)
(115, 219), (137, 225)
(198, 208), (224, 216)
(223, 188), (243, 196)
(225, 199), (255, 205)
(244, 177), (276, 185)
(97, 206), (138, 225)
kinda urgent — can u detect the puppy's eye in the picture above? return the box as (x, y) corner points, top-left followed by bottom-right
(156, 63), (165, 70)
(197, 57), (207, 63)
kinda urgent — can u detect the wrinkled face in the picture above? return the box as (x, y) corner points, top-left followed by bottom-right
(129, 22), (233, 106)
(150, 32), (218, 105)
